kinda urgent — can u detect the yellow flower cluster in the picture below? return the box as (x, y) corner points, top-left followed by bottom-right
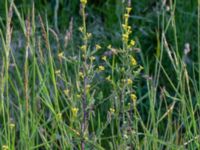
(122, 78), (133, 85)
(109, 108), (115, 114)
(122, 7), (132, 44)
(122, 7), (136, 48)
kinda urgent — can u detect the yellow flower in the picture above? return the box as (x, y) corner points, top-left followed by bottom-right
(9, 123), (15, 129)
(72, 107), (79, 117)
(76, 94), (81, 99)
(131, 56), (137, 66)
(130, 40), (136, 46)
(82, 54), (86, 59)
(122, 79), (126, 83)
(107, 44), (112, 49)
(122, 33), (129, 42)
(127, 26), (132, 32)
(109, 108), (115, 114)
(122, 24), (127, 30)
(126, 7), (132, 13)
(101, 56), (107, 61)
(90, 56), (96, 61)
(124, 13), (129, 19)
(121, 67), (125, 73)
(55, 70), (61, 75)
(87, 33), (92, 39)
(80, 0), (87, 5)
(106, 75), (111, 81)
(80, 45), (87, 52)
(131, 94), (137, 102)
(64, 89), (69, 96)
(95, 44), (101, 50)
(79, 72), (84, 79)
(86, 84), (91, 92)
(123, 134), (128, 139)
(98, 65), (105, 71)
(79, 26), (84, 32)
(139, 65), (144, 70)
(58, 52), (64, 58)
(2, 145), (9, 150)
(127, 78), (133, 85)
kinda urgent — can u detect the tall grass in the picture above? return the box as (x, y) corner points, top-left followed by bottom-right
(0, 0), (200, 149)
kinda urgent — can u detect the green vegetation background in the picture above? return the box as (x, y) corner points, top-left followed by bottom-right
(0, 0), (200, 149)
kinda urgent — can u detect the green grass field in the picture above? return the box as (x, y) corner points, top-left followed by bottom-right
(0, 0), (200, 149)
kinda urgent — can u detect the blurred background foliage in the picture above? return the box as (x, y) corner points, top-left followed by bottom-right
(0, 0), (198, 88)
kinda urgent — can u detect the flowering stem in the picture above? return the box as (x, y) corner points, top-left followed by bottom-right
(80, 1), (88, 149)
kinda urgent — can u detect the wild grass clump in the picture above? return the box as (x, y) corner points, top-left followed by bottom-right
(0, 0), (200, 149)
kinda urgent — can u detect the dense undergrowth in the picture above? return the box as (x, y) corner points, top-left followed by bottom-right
(0, 0), (200, 149)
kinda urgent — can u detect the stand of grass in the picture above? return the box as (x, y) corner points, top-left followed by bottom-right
(0, 0), (200, 149)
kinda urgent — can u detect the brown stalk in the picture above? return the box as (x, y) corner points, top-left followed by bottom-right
(39, 15), (50, 50)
